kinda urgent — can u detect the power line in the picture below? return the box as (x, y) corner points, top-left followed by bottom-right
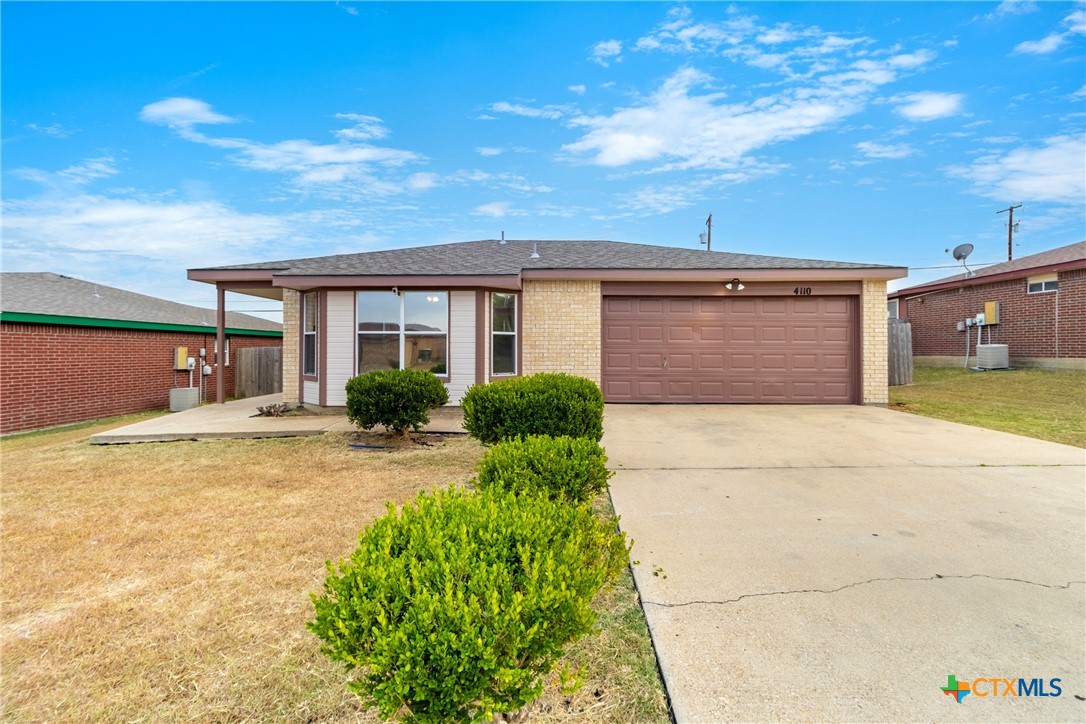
(996, 204), (1022, 261)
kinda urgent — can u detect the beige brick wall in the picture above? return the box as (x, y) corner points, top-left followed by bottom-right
(521, 280), (601, 384)
(861, 279), (888, 405)
(281, 289), (300, 404)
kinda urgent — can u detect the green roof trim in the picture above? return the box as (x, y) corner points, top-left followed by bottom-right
(0, 311), (283, 337)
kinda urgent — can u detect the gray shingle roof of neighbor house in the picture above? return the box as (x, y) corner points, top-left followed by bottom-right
(191, 239), (904, 276)
(891, 240), (1086, 296)
(0, 272), (283, 334)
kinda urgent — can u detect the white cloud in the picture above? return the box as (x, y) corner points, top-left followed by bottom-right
(13, 156), (119, 188)
(1014, 33), (1067, 54)
(568, 85), (586, 95)
(589, 39), (622, 66)
(140, 98), (423, 196)
(894, 91), (965, 121)
(947, 135), (1086, 205)
(979, 0), (1039, 21)
(488, 101), (573, 120)
(139, 97), (237, 128)
(475, 146), (504, 156)
(26, 122), (72, 138)
(1072, 85), (1086, 100)
(332, 113), (389, 141)
(406, 172), (439, 190)
(336, 1), (358, 16)
(563, 50), (931, 171)
(855, 141), (915, 159)
(1013, 6), (1086, 54)
(472, 201), (513, 218)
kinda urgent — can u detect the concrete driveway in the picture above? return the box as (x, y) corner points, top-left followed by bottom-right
(604, 406), (1085, 723)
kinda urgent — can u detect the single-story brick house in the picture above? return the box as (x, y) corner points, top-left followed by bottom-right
(0, 272), (283, 434)
(188, 239), (906, 407)
(888, 241), (1085, 370)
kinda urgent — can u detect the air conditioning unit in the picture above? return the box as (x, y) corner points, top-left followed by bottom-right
(976, 344), (1009, 370)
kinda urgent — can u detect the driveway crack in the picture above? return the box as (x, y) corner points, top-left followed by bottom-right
(642, 574), (1086, 608)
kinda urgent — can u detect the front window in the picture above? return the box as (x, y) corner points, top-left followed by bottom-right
(887, 299), (899, 319)
(303, 292), (318, 376)
(357, 291), (448, 376)
(492, 292), (517, 376)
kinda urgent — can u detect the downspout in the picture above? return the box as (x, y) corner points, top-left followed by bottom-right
(1054, 287), (1059, 359)
(217, 285), (226, 404)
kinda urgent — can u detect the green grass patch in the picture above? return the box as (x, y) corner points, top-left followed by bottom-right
(889, 366), (1086, 447)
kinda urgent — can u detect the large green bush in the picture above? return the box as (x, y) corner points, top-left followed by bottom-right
(476, 435), (613, 504)
(461, 373), (604, 444)
(308, 487), (629, 723)
(345, 369), (449, 435)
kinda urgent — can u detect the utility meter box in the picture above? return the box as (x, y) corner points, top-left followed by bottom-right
(975, 312), (987, 326)
(984, 301), (1000, 325)
(173, 346), (189, 371)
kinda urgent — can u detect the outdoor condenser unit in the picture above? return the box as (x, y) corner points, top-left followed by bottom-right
(976, 344), (1010, 370)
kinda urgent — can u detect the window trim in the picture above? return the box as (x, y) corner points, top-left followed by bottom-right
(214, 337), (230, 366)
(356, 291), (449, 378)
(302, 291), (318, 378)
(491, 292), (518, 377)
(887, 299), (899, 319)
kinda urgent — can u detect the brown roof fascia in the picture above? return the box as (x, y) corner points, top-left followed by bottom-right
(889, 258), (1086, 299)
(270, 274), (522, 290)
(521, 267), (908, 282)
(188, 269), (280, 284)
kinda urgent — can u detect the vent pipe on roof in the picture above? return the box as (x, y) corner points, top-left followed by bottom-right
(500, 231), (506, 245)
(529, 242), (540, 260)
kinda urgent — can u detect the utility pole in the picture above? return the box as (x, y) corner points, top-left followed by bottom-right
(996, 204), (1022, 261)
(702, 213), (712, 252)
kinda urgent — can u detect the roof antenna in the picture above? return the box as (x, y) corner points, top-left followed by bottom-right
(529, 242), (540, 260)
(500, 231), (506, 245)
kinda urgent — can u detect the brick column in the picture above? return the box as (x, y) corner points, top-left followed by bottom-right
(521, 279), (602, 384)
(862, 279), (889, 405)
(281, 289), (300, 404)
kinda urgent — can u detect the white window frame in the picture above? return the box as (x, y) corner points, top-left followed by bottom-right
(356, 291), (449, 378)
(491, 292), (518, 377)
(887, 299), (899, 319)
(303, 291), (318, 377)
(1026, 273), (1058, 294)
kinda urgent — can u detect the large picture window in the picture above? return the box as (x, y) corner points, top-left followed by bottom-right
(357, 291), (448, 376)
(303, 292), (318, 376)
(492, 292), (517, 376)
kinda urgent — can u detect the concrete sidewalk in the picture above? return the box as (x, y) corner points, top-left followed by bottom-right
(605, 405), (1086, 722)
(89, 395), (466, 444)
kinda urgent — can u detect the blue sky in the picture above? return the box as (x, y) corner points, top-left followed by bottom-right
(3, 1), (1084, 320)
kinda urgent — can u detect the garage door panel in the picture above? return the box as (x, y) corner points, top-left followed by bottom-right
(602, 295), (857, 404)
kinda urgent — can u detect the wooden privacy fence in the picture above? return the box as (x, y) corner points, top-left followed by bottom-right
(235, 346), (283, 399)
(888, 319), (913, 386)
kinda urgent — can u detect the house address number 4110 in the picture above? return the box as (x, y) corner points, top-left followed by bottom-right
(793, 287), (813, 296)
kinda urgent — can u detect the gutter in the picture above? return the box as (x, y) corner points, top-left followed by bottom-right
(0, 312), (282, 337)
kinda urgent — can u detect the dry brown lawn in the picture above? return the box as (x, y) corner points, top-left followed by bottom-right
(1, 418), (667, 722)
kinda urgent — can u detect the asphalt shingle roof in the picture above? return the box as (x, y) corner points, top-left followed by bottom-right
(895, 240), (1086, 293)
(194, 239), (898, 276)
(1, 272), (282, 333)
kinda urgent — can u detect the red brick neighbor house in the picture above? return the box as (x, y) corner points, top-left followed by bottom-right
(188, 239), (906, 407)
(1, 273), (282, 434)
(888, 241), (1085, 370)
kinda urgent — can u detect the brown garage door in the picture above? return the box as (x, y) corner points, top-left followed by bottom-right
(602, 296), (857, 403)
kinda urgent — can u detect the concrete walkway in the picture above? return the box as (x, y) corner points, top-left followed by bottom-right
(89, 394), (466, 444)
(605, 405), (1085, 722)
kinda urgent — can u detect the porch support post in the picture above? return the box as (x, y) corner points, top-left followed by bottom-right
(216, 284), (226, 404)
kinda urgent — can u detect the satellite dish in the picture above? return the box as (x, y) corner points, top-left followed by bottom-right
(951, 243), (974, 261)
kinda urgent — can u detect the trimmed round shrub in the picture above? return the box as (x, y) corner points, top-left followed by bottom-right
(308, 487), (629, 722)
(476, 435), (613, 504)
(345, 369), (449, 435)
(461, 373), (604, 444)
